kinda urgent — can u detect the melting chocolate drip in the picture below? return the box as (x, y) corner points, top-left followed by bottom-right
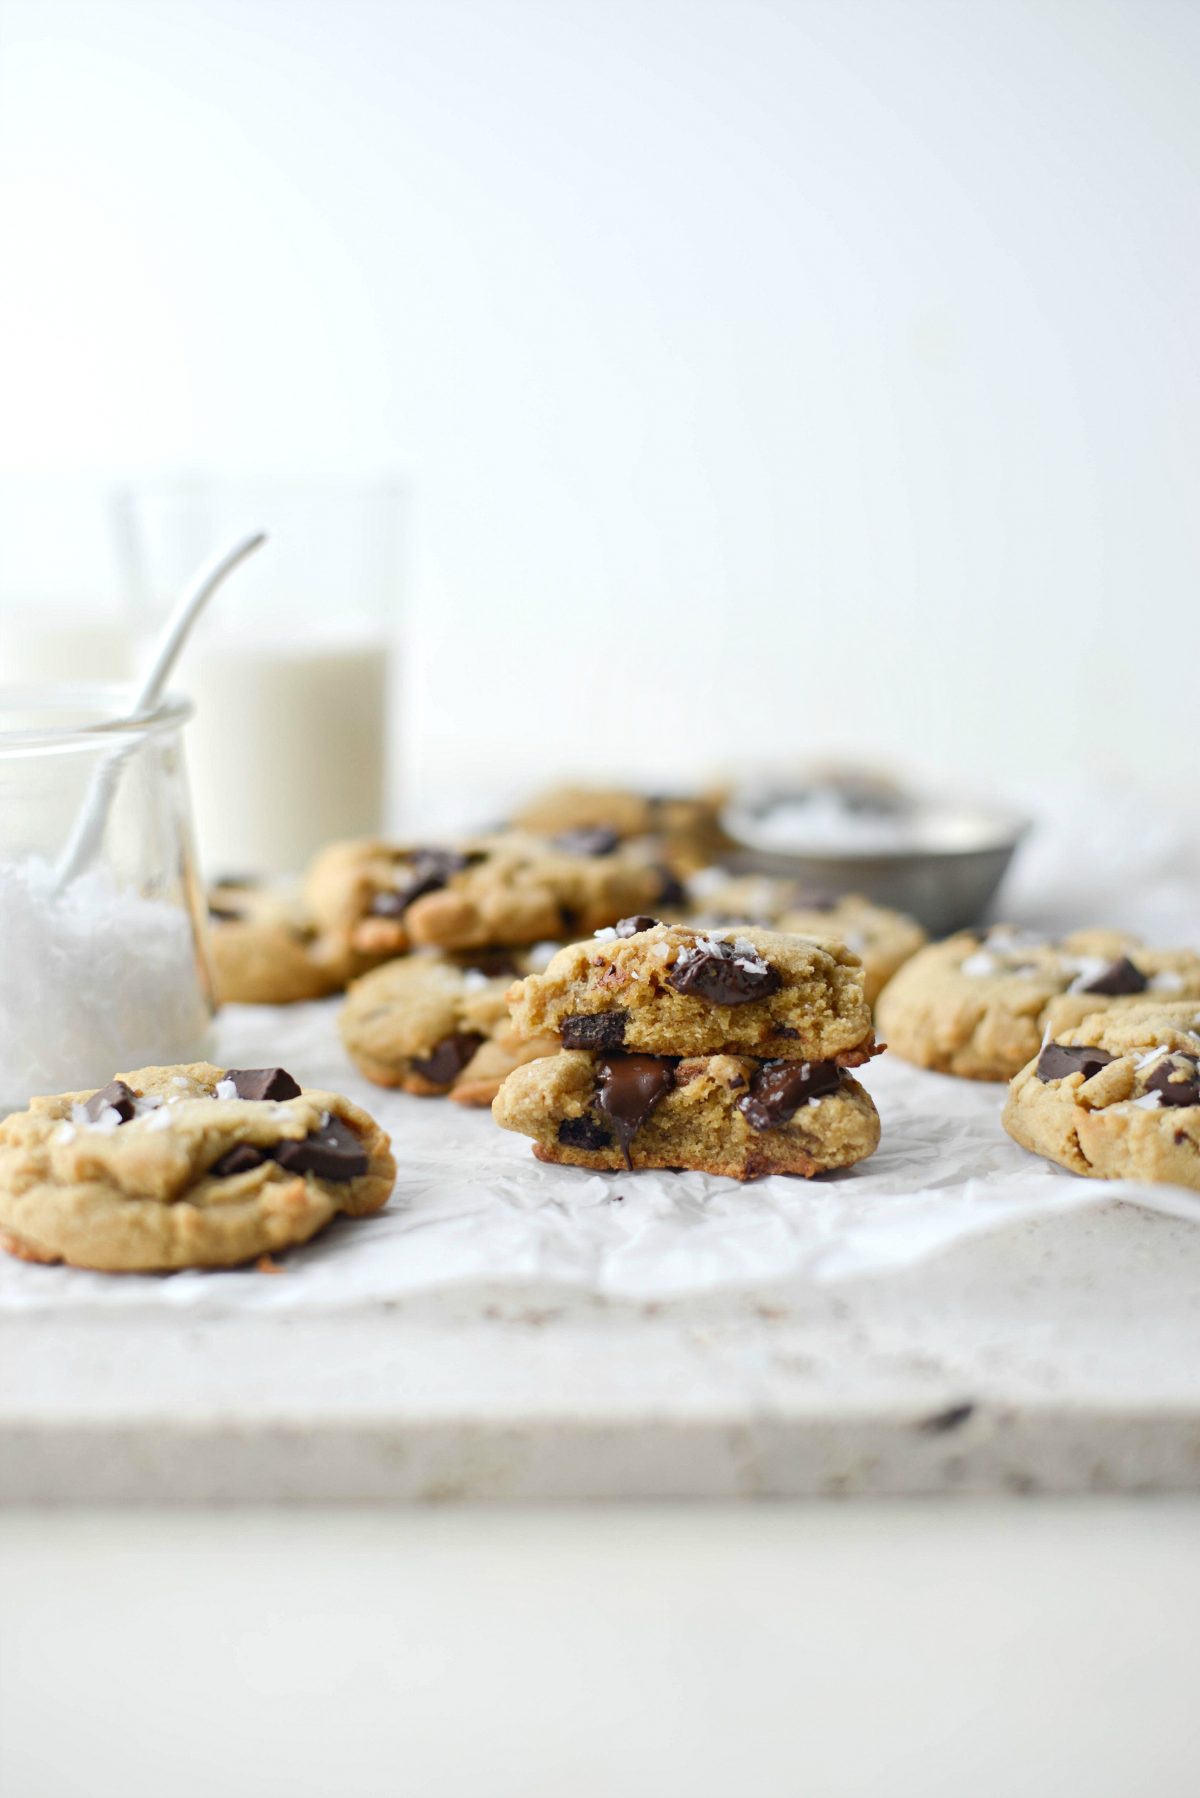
(84, 1079), (137, 1124)
(553, 827), (620, 857)
(615, 916), (660, 938)
(737, 1060), (842, 1132)
(561, 1010), (628, 1051)
(1035, 1043), (1115, 1083)
(557, 1115), (614, 1151)
(667, 938), (781, 1006)
(1079, 957), (1148, 997)
(1145, 1054), (1200, 1108)
(370, 850), (479, 919)
(411, 1032), (486, 1086)
(594, 1054), (678, 1167)
(226, 1067), (302, 1103)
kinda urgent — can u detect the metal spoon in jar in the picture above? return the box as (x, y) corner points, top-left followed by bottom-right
(54, 531), (266, 890)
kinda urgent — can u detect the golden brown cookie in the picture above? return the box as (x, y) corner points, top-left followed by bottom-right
(683, 871), (926, 1005)
(339, 947), (558, 1103)
(1003, 1002), (1200, 1189)
(207, 880), (355, 1005)
(876, 927), (1200, 1081)
(506, 919), (876, 1064)
(304, 834), (664, 962)
(509, 785), (731, 873)
(492, 1048), (880, 1180)
(0, 1063), (395, 1271)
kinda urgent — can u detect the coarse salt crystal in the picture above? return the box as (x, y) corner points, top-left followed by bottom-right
(215, 1078), (238, 1101)
(461, 970), (492, 993)
(1150, 971), (1185, 993)
(1129, 1092), (1162, 1110)
(1134, 1047), (1171, 1071)
(1065, 956), (1110, 994)
(960, 951), (996, 978)
(0, 856), (212, 1113)
(593, 927), (617, 942)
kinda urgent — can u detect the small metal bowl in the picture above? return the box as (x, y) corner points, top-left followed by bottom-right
(719, 781), (1030, 937)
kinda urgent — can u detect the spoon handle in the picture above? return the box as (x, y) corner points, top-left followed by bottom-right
(53, 531), (267, 890)
(134, 531), (266, 715)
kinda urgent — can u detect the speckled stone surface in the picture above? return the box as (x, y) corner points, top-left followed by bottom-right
(5, 1202), (1200, 1500)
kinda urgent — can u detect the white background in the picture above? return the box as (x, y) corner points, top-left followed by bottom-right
(0, 0), (1196, 804)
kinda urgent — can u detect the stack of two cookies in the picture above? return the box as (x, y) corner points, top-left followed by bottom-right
(493, 919), (884, 1180)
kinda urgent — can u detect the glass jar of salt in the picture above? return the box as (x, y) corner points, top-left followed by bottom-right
(0, 683), (215, 1114)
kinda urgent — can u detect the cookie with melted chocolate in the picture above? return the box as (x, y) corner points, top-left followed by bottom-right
(492, 1047), (880, 1181)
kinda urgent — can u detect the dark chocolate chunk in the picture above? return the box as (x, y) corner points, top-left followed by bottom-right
(371, 849), (478, 919)
(208, 1143), (268, 1179)
(791, 885), (839, 913)
(1035, 1042), (1115, 1083)
(553, 826), (620, 857)
(666, 937), (781, 1006)
(595, 1054), (678, 1167)
(207, 902), (244, 923)
(273, 1117), (369, 1182)
(615, 916), (660, 938)
(226, 1067), (302, 1103)
(654, 867), (687, 908)
(411, 1032), (486, 1086)
(462, 950), (522, 980)
(1145, 1053), (1200, 1108)
(557, 1115), (614, 1151)
(561, 1010), (629, 1051)
(84, 1079), (137, 1124)
(1078, 956), (1148, 997)
(737, 1059), (842, 1131)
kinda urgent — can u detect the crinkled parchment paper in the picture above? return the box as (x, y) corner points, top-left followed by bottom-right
(2, 783), (1197, 1313)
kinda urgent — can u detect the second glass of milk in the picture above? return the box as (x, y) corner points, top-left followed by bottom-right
(116, 479), (403, 877)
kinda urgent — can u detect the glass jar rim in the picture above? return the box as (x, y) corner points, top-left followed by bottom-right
(0, 683), (193, 754)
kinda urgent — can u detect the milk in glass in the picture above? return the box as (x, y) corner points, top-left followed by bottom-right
(185, 630), (390, 876)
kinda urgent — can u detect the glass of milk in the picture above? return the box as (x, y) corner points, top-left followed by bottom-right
(0, 684), (215, 1112)
(114, 478), (403, 878)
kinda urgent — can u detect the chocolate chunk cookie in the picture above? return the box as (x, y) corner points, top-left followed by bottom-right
(876, 927), (1200, 1082)
(0, 1063), (395, 1270)
(339, 946), (559, 1104)
(684, 871), (927, 1004)
(206, 879), (357, 1005)
(492, 1048), (880, 1180)
(305, 833), (663, 962)
(1003, 1002), (1200, 1190)
(509, 785), (732, 874)
(505, 920), (877, 1063)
